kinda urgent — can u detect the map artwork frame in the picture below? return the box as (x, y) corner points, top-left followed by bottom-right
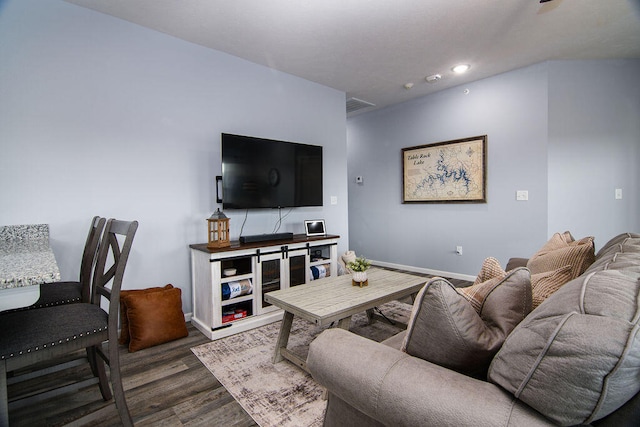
(402, 135), (487, 203)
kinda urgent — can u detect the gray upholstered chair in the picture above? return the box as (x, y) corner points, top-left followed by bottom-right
(0, 219), (138, 426)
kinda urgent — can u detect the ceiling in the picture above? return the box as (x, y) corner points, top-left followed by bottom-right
(65, 0), (640, 116)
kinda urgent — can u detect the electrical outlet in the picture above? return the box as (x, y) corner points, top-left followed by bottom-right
(456, 246), (463, 256)
(516, 190), (529, 201)
(330, 196), (338, 205)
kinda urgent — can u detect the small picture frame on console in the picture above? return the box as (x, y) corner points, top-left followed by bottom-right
(304, 220), (326, 237)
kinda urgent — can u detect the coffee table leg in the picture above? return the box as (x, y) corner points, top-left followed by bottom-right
(365, 308), (374, 324)
(337, 316), (351, 330)
(273, 311), (294, 363)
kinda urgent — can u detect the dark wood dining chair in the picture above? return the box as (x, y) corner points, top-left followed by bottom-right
(2, 216), (106, 314)
(0, 219), (138, 426)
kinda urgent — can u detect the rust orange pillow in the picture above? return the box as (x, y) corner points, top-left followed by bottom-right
(119, 284), (173, 344)
(123, 287), (188, 352)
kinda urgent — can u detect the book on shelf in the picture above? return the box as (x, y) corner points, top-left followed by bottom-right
(222, 308), (248, 323)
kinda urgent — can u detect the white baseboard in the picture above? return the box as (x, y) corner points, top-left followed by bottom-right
(371, 260), (476, 283)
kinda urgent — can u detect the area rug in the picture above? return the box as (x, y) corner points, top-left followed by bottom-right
(191, 300), (412, 427)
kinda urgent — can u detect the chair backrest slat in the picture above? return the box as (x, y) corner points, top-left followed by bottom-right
(91, 220), (138, 330)
(96, 286), (111, 299)
(79, 216), (106, 302)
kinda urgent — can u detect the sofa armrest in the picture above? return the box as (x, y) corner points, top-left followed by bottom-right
(505, 257), (529, 271)
(308, 328), (553, 427)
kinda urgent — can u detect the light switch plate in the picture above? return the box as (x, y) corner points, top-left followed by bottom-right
(516, 190), (529, 201)
(615, 188), (622, 199)
(330, 196), (338, 205)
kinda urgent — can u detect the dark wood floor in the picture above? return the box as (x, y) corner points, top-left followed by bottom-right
(7, 270), (470, 426)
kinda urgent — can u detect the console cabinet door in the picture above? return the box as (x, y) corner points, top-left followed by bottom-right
(256, 251), (285, 314)
(287, 247), (308, 287)
(256, 246), (309, 314)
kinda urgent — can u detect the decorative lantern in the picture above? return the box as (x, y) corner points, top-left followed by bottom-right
(207, 208), (230, 248)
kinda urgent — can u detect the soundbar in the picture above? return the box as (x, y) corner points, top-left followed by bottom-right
(239, 232), (294, 244)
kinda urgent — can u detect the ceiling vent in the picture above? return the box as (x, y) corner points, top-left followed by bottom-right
(426, 74), (442, 83)
(346, 97), (375, 114)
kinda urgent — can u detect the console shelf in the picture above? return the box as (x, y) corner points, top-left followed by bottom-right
(220, 273), (253, 284)
(221, 294), (253, 306)
(190, 234), (339, 340)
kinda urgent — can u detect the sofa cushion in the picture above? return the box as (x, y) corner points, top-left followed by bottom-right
(527, 232), (595, 280)
(595, 232), (640, 259)
(123, 286), (188, 352)
(119, 284), (173, 344)
(401, 268), (532, 379)
(488, 259), (640, 424)
(587, 233), (640, 275)
(381, 330), (406, 350)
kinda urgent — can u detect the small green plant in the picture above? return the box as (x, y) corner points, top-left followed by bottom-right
(347, 256), (371, 272)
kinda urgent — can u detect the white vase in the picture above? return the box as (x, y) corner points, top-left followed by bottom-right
(352, 271), (368, 283)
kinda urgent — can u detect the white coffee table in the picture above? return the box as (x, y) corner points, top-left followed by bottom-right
(264, 268), (427, 372)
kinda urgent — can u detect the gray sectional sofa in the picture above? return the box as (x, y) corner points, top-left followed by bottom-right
(307, 232), (640, 426)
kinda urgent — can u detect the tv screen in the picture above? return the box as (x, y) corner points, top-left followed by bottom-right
(221, 133), (323, 209)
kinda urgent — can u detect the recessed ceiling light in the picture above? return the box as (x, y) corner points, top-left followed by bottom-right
(452, 64), (470, 74)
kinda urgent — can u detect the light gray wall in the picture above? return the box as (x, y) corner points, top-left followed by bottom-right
(348, 60), (640, 276)
(0, 0), (348, 314)
(547, 60), (640, 246)
(347, 63), (549, 276)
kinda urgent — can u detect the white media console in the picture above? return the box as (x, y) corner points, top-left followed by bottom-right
(189, 234), (339, 340)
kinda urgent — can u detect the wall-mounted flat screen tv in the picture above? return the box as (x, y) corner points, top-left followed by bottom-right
(221, 133), (323, 209)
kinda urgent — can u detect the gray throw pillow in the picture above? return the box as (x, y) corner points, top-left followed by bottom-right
(401, 268), (532, 379)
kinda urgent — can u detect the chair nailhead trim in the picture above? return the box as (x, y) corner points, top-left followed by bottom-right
(1, 326), (107, 360)
(37, 297), (81, 309)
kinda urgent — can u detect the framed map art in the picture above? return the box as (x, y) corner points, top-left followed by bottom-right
(402, 135), (487, 203)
